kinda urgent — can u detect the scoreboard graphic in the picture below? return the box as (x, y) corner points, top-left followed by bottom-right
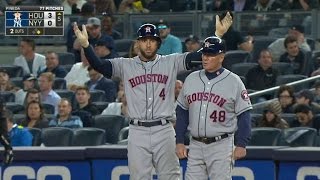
(5, 6), (64, 36)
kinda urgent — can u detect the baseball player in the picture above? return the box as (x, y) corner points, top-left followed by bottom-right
(175, 36), (252, 180)
(73, 12), (233, 180)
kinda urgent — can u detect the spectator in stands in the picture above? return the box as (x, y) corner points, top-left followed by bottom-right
(250, 0), (282, 11)
(38, 51), (67, 78)
(258, 100), (289, 129)
(15, 74), (37, 105)
(101, 90), (128, 117)
(206, 0), (228, 11)
(292, 104), (320, 131)
(279, 35), (306, 75)
(95, 0), (117, 14)
(118, 0), (150, 13)
(219, 12), (249, 52)
(295, 89), (320, 114)
(281, 0), (319, 10)
(0, 68), (19, 92)
(268, 25), (311, 62)
(86, 66), (117, 102)
(73, 86), (100, 116)
(277, 85), (296, 113)
(49, 98), (83, 128)
(101, 12), (123, 40)
(67, 2), (95, 53)
(156, 20), (182, 55)
(86, 17), (117, 55)
(226, 0), (254, 12)
(24, 88), (41, 106)
(312, 81), (320, 104)
(39, 72), (61, 115)
(184, 35), (201, 53)
(62, 0), (86, 15)
(13, 38), (46, 76)
(94, 39), (118, 59)
(65, 48), (90, 91)
(5, 110), (33, 146)
(127, 40), (139, 58)
(20, 101), (49, 129)
(245, 49), (278, 93)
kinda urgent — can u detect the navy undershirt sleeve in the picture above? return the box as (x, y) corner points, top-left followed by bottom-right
(175, 105), (189, 144)
(235, 110), (251, 148)
(83, 45), (113, 78)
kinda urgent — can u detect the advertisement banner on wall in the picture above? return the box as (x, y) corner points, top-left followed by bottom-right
(91, 159), (275, 180)
(0, 161), (91, 180)
(278, 162), (320, 180)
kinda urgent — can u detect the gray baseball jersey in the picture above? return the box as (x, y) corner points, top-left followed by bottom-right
(110, 53), (187, 121)
(177, 68), (252, 137)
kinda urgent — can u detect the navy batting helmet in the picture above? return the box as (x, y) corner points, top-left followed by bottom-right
(137, 23), (161, 43)
(198, 36), (226, 55)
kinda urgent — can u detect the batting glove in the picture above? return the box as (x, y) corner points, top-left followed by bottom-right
(73, 22), (89, 48)
(215, 11), (233, 38)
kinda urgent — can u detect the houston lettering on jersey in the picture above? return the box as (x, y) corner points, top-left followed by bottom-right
(128, 74), (168, 88)
(187, 92), (227, 107)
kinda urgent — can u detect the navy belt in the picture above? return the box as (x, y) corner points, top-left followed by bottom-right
(130, 120), (169, 127)
(192, 134), (229, 144)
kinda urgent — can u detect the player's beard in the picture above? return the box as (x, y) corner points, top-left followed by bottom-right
(140, 49), (157, 61)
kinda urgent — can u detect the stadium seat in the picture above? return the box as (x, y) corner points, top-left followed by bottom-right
(231, 63), (258, 76)
(90, 90), (106, 102)
(72, 127), (106, 146)
(10, 77), (23, 89)
(275, 75), (308, 91)
(92, 115), (127, 144)
(0, 65), (24, 77)
(28, 128), (42, 146)
(306, 37), (315, 51)
(117, 139), (128, 145)
(114, 39), (134, 57)
(0, 91), (15, 102)
(118, 126), (129, 142)
(268, 27), (289, 38)
(53, 78), (67, 90)
(91, 101), (109, 114)
(239, 76), (246, 86)
(41, 127), (73, 146)
(272, 62), (294, 75)
(177, 70), (194, 82)
(223, 50), (251, 70)
(249, 127), (281, 146)
(57, 52), (75, 65)
(5, 102), (25, 114)
(12, 114), (26, 124)
(42, 103), (55, 115)
(251, 37), (277, 62)
(251, 113), (263, 128)
(276, 127), (317, 147)
(55, 89), (75, 103)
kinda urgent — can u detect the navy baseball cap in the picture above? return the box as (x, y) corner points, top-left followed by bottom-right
(290, 25), (304, 34)
(185, 35), (200, 44)
(95, 39), (114, 50)
(198, 36), (226, 55)
(295, 89), (314, 102)
(23, 74), (37, 81)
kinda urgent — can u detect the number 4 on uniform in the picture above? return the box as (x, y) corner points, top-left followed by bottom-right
(159, 88), (165, 100)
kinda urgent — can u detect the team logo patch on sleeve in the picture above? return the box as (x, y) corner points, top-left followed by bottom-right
(241, 90), (250, 101)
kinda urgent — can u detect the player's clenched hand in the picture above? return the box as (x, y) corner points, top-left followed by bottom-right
(215, 11), (233, 38)
(233, 146), (246, 160)
(73, 22), (89, 48)
(176, 144), (187, 159)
